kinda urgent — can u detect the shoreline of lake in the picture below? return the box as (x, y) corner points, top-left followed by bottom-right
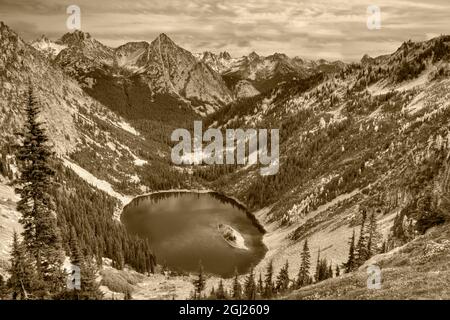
(121, 191), (267, 277)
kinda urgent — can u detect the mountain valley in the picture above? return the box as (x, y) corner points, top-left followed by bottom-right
(1, 21), (450, 300)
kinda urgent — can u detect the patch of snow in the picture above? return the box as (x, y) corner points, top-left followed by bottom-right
(32, 39), (67, 57)
(117, 121), (140, 136)
(403, 91), (426, 114)
(367, 79), (390, 96)
(62, 158), (132, 205)
(133, 158), (147, 166)
(129, 174), (140, 183)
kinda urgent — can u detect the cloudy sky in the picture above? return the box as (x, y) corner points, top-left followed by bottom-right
(0, 0), (449, 61)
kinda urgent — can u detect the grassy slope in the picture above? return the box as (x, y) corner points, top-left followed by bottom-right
(285, 223), (450, 300)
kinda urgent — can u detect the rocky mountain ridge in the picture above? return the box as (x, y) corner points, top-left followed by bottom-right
(32, 31), (233, 114)
(202, 34), (450, 281)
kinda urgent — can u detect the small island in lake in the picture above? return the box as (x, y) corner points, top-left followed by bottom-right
(217, 223), (249, 250)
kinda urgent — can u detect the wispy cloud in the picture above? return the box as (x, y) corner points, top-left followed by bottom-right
(0, 0), (449, 61)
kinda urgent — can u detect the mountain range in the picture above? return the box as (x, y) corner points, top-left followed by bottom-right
(30, 29), (345, 112)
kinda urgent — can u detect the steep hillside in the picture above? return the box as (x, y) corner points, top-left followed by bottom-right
(0, 22), (171, 193)
(0, 22), (191, 280)
(199, 35), (450, 280)
(285, 222), (450, 299)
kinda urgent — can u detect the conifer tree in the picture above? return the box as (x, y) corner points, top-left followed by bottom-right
(243, 267), (256, 300)
(314, 248), (321, 282)
(231, 268), (242, 300)
(78, 258), (103, 300)
(257, 273), (264, 296)
(69, 227), (83, 266)
(335, 264), (341, 277)
(315, 256), (331, 283)
(0, 274), (7, 299)
(192, 261), (206, 299)
(112, 247), (125, 270)
(345, 229), (357, 273)
(275, 260), (290, 293)
(296, 239), (311, 288)
(124, 289), (133, 300)
(381, 240), (387, 254)
(15, 85), (65, 296)
(216, 279), (226, 300)
(161, 260), (169, 275)
(8, 232), (36, 300)
(209, 286), (216, 299)
(95, 245), (103, 269)
(263, 260), (274, 298)
(57, 228), (102, 300)
(367, 213), (381, 258)
(356, 209), (369, 266)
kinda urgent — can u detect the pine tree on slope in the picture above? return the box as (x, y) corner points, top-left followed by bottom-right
(14, 86), (65, 297)
(257, 273), (264, 296)
(335, 264), (341, 277)
(356, 210), (369, 266)
(8, 232), (36, 300)
(0, 274), (7, 299)
(69, 227), (83, 266)
(231, 268), (242, 299)
(192, 261), (206, 299)
(263, 260), (274, 298)
(216, 279), (226, 300)
(345, 229), (357, 273)
(296, 239), (311, 288)
(367, 212), (382, 258)
(276, 260), (290, 293)
(314, 248), (321, 282)
(243, 267), (257, 300)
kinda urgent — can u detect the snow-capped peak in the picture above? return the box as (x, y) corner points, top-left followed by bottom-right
(31, 35), (67, 58)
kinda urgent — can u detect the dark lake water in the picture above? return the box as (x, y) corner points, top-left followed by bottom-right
(121, 192), (267, 277)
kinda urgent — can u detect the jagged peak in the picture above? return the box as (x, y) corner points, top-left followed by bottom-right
(59, 29), (93, 46)
(361, 54), (374, 64)
(0, 21), (9, 30)
(219, 51), (232, 60)
(199, 51), (232, 61)
(268, 52), (289, 60)
(248, 51), (260, 60)
(156, 33), (176, 45)
(0, 21), (22, 45)
(202, 51), (215, 58)
(292, 56), (305, 64)
(0, 21), (16, 35)
(148, 33), (179, 51)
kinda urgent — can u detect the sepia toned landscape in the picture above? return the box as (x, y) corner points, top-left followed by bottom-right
(0, 0), (449, 301)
